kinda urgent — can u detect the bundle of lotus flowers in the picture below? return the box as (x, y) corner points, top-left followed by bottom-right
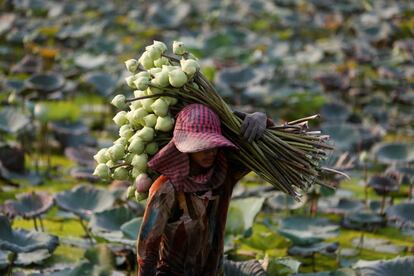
(94, 40), (339, 201)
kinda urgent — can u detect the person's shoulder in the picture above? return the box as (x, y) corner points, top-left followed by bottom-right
(149, 175), (174, 197)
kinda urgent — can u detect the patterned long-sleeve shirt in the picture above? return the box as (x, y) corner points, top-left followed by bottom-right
(137, 160), (250, 276)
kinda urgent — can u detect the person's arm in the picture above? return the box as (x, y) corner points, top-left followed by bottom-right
(137, 183), (175, 275)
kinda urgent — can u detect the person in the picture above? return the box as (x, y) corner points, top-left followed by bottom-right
(136, 103), (274, 275)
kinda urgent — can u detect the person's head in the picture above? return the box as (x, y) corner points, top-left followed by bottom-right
(189, 147), (219, 169)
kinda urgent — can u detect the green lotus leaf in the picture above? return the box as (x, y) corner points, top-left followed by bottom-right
(89, 206), (136, 238)
(82, 72), (117, 97)
(0, 250), (11, 269)
(120, 217), (142, 240)
(267, 257), (301, 275)
(0, 107), (30, 134)
(146, 2), (191, 28)
(39, 260), (94, 276)
(74, 53), (108, 70)
(226, 205), (245, 236)
(0, 215), (59, 253)
(228, 197), (265, 235)
(394, 166), (414, 185)
(278, 217), (339, 246)
(223, 258), (266, 276)
(357, 256), (414, 276)
(216, 65), (257, 90)
(320, 103), (350, 122)
(64, 146), (96, 167)
(14, 249), (51, 266)
(342, 212), (384, 231)
(25, 73), (65, 93)
(3, 79), (25, 93)
(266, 192), (306, 211)
(372, 142), (414, 165)
(287, 242), (339, 257)
(69, 167), (99, 183)
(2, 191), (54, 219)
(368, 175), (400, 195)
(294, 268), (357, 276)
(321, 123), (360, 152)
(55, 185), (115, 220)
(386, 203), (414, 227)
(350, 237), (406, 254)
(324, 198), (364, 215)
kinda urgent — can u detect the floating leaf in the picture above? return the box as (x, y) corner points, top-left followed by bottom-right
(357, 256), (414, 276)
(74, 53), (108, 70)
(228, 197), (265, 235)
(324, 198), (365, 215)
(120, 217), (142, 240)
(288, 242), (339, 257)
(320, 102), (350, 122)
(372, 142), (414, 165)
(82, 71), (117, 97)
(386, 203), (414, 227)
(2, 191), (54, 219)
(266, 192), (306, 211)
(0, 107), (30, 134)
(368, 175), (400, 195)
(25, 73), (65, 93)
(15, 249), (52, 266)
(89, 206), (136, 239)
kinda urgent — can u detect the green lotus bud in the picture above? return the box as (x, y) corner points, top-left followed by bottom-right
(109, 144), (125, 161)
(147, 85), (162, 95)
(113, 167), (129, 180)
(135, 190), (148, 201)
(114, 137), (128, 147)
(129, 107), (148, 127)
(153, 40), (167, 53)
(149, 67), (162, 76)
(138, 51), (154, 70)
(93, 148), (110, 163)
(173, 41), (186, 55)
(129, 100), (142, 110)
(138, 126), (155, 142)
(133, 77), (150, 90)
(131, 153), (148, 172)
(141, 98), (155, 113)
(128, 136), (145, 154)
(134, 89), (147, 98)
(146, 45), (162, 60)
(152, 71), (169, 87)
(162, 65), (178, 72)
(161, 96), (178, 106)
(143, 113), (158, 128)
(34, 103), (49, 122)
(125, 75), (137, 88)
(359, 151), (368, 163)
(125, 59), (139, 73)
(135, 71), (151, 79)
(106, 160), (116, 168)
(131, 167), (142, 178)
(145, 142), (159, 155)
(168, 69), (188, 87)
(180, 59), (200, 76)
(155, 115), (174, 132)
(111, 94), (127, 109)
(127, 185), (136, 199)
(151, 98), (169, 117)
(119, 124), (134, 139)
(192, 82), (199, 90)
(93, 163), (110, 179)
(113, 111), (129, 126)
(153, 56), (169, 67)
(135, 173), (152, 193)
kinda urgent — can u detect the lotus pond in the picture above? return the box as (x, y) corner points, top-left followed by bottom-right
(1, 0), (414, 275)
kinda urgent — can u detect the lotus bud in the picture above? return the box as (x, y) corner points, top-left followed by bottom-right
(162, 65), (178, 72)
(119, 124), (134, 139)
(168, 68), (188, 87)
(173, 41), (186, 55)
(155, 115), (174, 132)
(114, 137), (128, 147)
(154, 56), (169, 67)
(113, 111), (129, 126)
(149, 67), (162, 76)
(153, 40), (167, 53)
(135, 190), (148, 201)
(131, 153), (148, 172)
(135, 71), (151, 79)
(128, 136), (145, 154)
(125, 75), (136, 88)
(109, 144), (125, 161)
(143, 113), (157, 128)
(141, 98), (155, 113)
(127, 185), (136, 199)
(93, 148), (110, 163)
(34, 103), (49, 122)
(359, 151), (368, 163)
(113, 167), (129, 180)
(134, 89), (147, 98)
(145, 142), (159, 155)
(152, 71), (169, 87)
(111, 94), (127, 109)
(129, 100), (142, 110)
(131, 167), (142, 178)
(125, 59), (139, 73)
(138, 126), (155, 142)
(129, 107), (148, 127)
(135, 173), (152, 193)
(147, 85), (162, 95)
(161, 96), (178, 106)
(124, 153), (134, 164)
(133, 77), (150, 91)
(93, 163), (110, 179)
(180, 59), (200, 76)
(138, 51), (154, 70)
(146, 45), (162, 60)
(151, 98), (169, 117)
(106, 160), (116, 168)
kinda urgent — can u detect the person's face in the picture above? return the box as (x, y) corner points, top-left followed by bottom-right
(189, 148), (218, 168)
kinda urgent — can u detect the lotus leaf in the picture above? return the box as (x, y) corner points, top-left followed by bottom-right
(372, 142), (414, 164)
(89, 206), (137, 238)
(228, 197), (265, 235)
(386, 203), (414, 227)
(64, 146), (96, 167)
(350, 237), (406, 254)
(278, 217), (339, 246)
(321, 124), (360, 152)
(223, 258), (266, 276)
(2, 191), (54, 219)
(55, 185), (115, 220)
(3, 79), (25, 93)
(10, 55), (43, 74)
(0, 250), (11, 269)
(394, 166), (414, 185)
(0, 107), (30, 134)
(357, 256), (414, 276)
(69, 167), (99, 183)
(40, 260), (94, 276)
(82, 72), (117, 97)
(120, 217), (142, 240)
(216, 66), (258, 90)
(146, 2), (191, 28)
(14, 249), (52, 266)
(288, 242), (339, 257)
(74, 53), (108, 70)
(0, 215), (59, 253)
(294, 268), (357, 276)
(342, 212), (384, 231)
(267, 257), (301, 275)
(368, 175), (399, 195)
(266, 192), (306, 211)
(320, 103), (350, 122)
(25, 73), (65, 93)
(324, 198), (365, 215)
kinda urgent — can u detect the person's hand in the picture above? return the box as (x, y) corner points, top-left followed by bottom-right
(240, 112), (267, 142)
